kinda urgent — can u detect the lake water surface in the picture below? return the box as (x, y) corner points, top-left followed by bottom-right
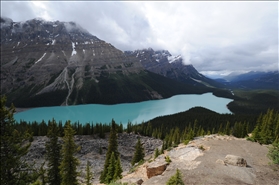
(14, 93), (232, 125)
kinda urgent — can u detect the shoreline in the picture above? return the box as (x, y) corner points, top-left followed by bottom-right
(15, 107), (32, 113)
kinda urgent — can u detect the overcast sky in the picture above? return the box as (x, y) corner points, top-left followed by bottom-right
(1, 1), (278, 77)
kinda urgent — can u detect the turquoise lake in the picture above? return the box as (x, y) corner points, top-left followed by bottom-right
(14, 93), (232, 125)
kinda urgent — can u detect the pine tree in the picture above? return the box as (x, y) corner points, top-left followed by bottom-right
(225, 121), (231, 135)
(114, 156), (123, 180)
(131, 138), (145, 165)
(85, 161), (93, 185)
(267, 137), (279, 165)
(105, 152), (116, 183)
(161, 141), (165, 154)
(100, 119), (122, 183)
(172, 127), (180, 146)
(59, 121), (80, 185)
(154, 148), (160, 159)
(166, 169), (184, 185)
(45, 119), (62, 185)
(0, 96), (37, 184)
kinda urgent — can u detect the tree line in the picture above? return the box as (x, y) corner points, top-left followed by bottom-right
(1, 95), (278, 185)
(1, 96), (144, 185)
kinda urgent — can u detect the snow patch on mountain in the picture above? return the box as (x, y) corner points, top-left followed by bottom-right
(168, 55), (182, 63)
(35, 53), (47, 64)
(71, 42), (77, 56)
(190, 77), (202, 83)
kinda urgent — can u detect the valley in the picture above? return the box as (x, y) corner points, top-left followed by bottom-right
(1, 16), (278, 185)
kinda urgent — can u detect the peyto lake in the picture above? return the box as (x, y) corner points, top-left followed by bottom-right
(14, 93), (232, 125)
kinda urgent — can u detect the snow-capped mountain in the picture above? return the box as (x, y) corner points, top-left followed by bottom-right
(1, 18), (213, 107)
(125, 48), (223, 88)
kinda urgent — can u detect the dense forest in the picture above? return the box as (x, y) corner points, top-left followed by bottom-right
(1, 95), (278, 185)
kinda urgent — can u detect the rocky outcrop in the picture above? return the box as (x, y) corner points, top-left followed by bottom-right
(125, 135), (279, 185)
(146, 156), (168, 178)
(25, 133), (162, 184)
(224, 155), (247, 167)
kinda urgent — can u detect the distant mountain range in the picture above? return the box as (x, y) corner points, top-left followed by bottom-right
(1, 17), (214, 107)
(215, 71), (278, 90)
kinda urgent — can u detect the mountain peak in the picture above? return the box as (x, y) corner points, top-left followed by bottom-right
(125, 48), (222, 88)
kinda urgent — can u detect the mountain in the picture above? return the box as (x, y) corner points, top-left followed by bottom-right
(216, 71), (279, 90)
(124, 48), (223, 88)
(1, 17), (211, 107)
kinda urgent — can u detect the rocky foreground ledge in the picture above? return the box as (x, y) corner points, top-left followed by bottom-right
(26, 134), (278, 185)
(121, 135), (279, 185)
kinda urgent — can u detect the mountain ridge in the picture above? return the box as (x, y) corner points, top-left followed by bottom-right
(1, 17), (213, 107)
(124, 48), (224, 88)
(215, 71), (278, 90)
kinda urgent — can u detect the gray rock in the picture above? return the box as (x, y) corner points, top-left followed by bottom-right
(146, 156), (168, 178)
(224, 155), (247, 167)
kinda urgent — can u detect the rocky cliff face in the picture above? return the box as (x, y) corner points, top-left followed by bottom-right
(1, 17), (214, 107)
(0, 18), (159, 107)
(125, 48), (223, 88)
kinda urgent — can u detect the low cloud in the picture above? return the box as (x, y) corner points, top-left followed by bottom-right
(1, 1), (277, 75)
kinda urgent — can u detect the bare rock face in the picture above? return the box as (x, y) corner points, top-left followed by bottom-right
(0, 17), (148, 107)
(224, 155), (247, 167)
(146, 156), (168, 178)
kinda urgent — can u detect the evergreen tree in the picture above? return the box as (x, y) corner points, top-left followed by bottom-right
(0, 96), (37, 184)
(154, 148), (160, 159)
(114, 156), (123, 180)
(250, 109), (279, 144)
(45, 119), (62, 185)
(59, 121), (80, 185)
(267, 137), (279, 165)
(161, 141), (165, 154)
(85, 161), (93, 185)
(100, 119), (122, 183)
(166, 169), (184, 185)
(105, 152), (116, 183)
(105, 152), (123, 184)
(172, 127), (180, 146)
(225, 121), (231, 135)
(131, 138), (145, 165)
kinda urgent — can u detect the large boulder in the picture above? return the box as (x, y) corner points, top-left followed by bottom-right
(224, 155), (247, 167)
(146, 156), (168, 178)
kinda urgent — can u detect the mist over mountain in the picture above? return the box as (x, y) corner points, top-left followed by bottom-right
(124, 48), (223, 88)
(1, 17), (212, 107)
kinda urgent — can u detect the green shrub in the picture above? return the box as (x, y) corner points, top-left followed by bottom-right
(198, 145), (205, 151)
(165, 155), (172, 164)
(166, 169), (184, 185)
(268, 138), (279, 165)
(183, 140), (190, 145)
